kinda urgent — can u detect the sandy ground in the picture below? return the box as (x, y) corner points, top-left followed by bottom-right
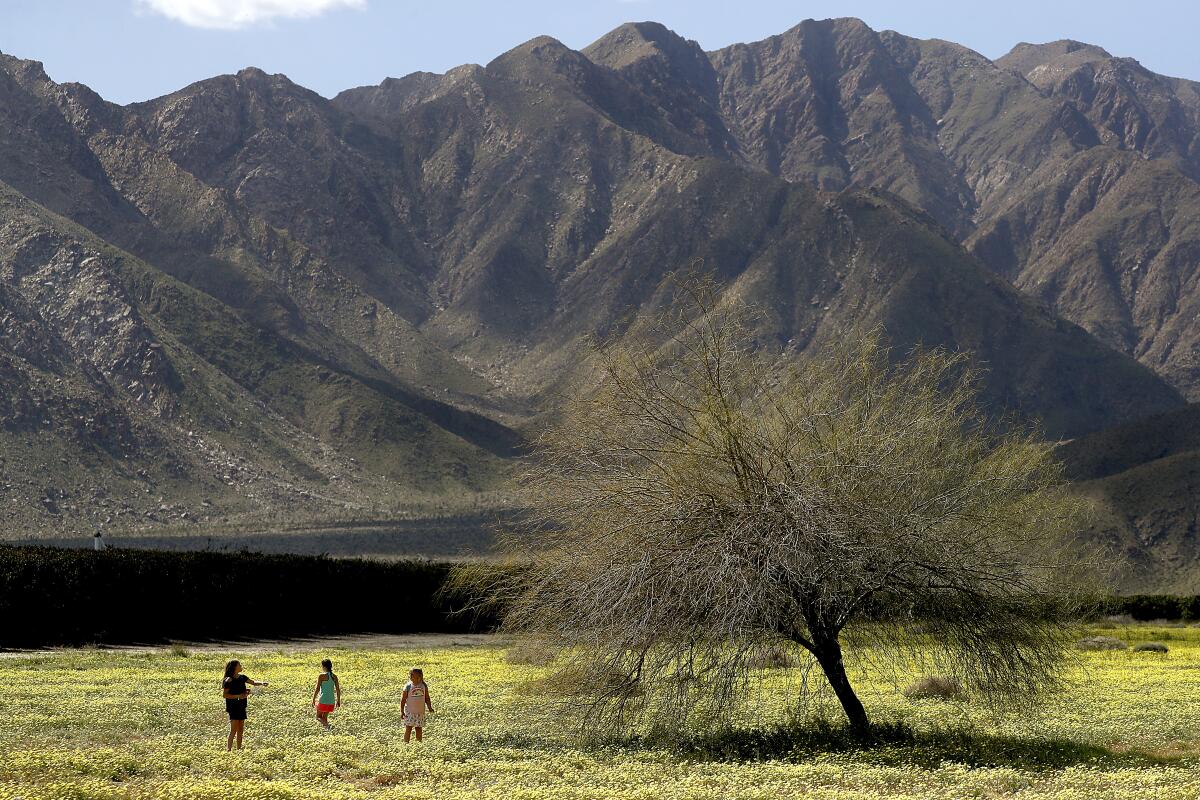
(13, 513), (524, 560)
(17, 525), (500, 560)
(0, 632), (503, 657)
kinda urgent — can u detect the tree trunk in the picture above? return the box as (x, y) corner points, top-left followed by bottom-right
(813, 637), (870, 734)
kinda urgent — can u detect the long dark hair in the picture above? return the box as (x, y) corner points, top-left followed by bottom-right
(223, 659), (241, 685)
(322, 658), (335, 681)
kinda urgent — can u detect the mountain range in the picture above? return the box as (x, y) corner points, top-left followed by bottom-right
(1, 17), (1198, 590)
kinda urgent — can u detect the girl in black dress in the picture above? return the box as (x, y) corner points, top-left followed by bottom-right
(222, 659), (268, 750)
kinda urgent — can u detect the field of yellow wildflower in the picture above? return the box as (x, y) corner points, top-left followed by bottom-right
(1, 623), (1198, 799)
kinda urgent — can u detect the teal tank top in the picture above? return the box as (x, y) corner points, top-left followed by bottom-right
(319, 672), (336, 704)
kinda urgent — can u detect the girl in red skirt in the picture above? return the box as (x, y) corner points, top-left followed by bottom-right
(311, 658), (341, 730)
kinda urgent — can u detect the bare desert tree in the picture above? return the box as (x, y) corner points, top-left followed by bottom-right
(460, 279), (1093, 735)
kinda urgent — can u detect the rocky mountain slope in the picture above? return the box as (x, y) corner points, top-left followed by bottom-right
(1, 19), (1198, 589)
(694, 19), (1200, 397)
(0, 180), (511, 535)
(1060, 404), (1200, 593)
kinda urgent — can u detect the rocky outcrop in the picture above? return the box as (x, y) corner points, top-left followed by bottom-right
(0, 229), (180, 416)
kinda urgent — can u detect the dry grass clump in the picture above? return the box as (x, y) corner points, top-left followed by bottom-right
(1133, 642), (1169, 654)
(902, 676), (963, 701)
(520, 664), (641, 698)
(167, 642), (191, 658)
(1077, 636), (1127, 651)
(504, 640), (560, 666)
(747, 644), (799, 670)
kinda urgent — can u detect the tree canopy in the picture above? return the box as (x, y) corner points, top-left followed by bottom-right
(463, 280), (1094, 734)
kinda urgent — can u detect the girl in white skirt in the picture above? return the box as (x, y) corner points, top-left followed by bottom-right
(401, 668), (434, 742)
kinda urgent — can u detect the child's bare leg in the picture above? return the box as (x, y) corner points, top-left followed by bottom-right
(404, 725), (412, 743)
(415, 726), (422, 742)
(235, 720), (245, 749)
(227, 723), (235, 751)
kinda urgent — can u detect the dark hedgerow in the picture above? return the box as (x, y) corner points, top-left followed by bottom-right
(1106, 595), (1200, 622)
(0, 546), (497, 648)
(2, 543), (1195, 649)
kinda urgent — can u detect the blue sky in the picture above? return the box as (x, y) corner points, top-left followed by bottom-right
(3, 1), (1197, 104)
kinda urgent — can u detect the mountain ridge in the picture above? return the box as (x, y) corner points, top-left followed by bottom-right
(1, 21), (1198, 589)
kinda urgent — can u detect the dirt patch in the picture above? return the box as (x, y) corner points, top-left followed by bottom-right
(0, 632), (501, 657)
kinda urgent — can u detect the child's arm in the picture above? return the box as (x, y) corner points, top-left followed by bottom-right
(425, 686), (433, 712)
(312, 676), (321, 706)
(334, 675), (342, 707)
(401, 686), (410, 710)
(247, 676), (269, 687)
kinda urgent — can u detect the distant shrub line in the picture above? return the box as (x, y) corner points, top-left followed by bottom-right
(1102, 595), (1200, 622)
(0, 546), (1196, 648)
(0, 546), (497, 648)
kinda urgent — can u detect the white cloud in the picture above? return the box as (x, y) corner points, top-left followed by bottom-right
(138, 0), (365, 30)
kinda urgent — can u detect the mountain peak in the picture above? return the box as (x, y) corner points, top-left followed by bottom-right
(583, 20), (736, 156)
(233, 65), (303, 89)
(710, 17), (888, 74)
(997, 39), (1114, 78)
(485, 34), (611, 94)
(493, 34), (573, 62)
(1010, 39), (1113, 59)
(138, 65), (303, 106)
(332, 70), (462, 118)
(584, 20), (716, 93)
(583, 21), (701, 72)
(776, 16), (877, 42)
(0, 52), (51, 88)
